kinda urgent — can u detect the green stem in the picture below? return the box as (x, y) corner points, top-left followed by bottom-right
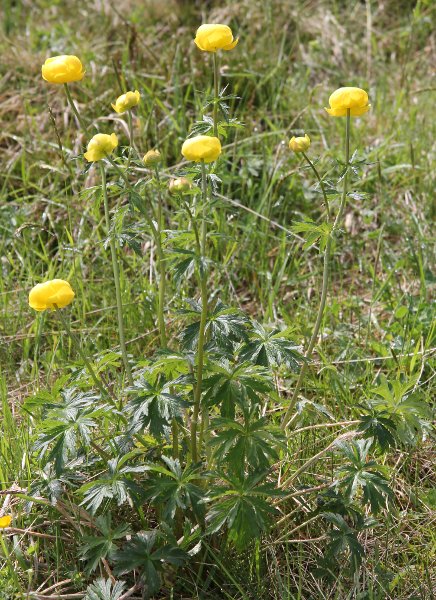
(127, 111), (134, 169)
(55, 307), (109, 400)
(282, 109), (351, 429)
(63, 83), (87, 131)
(100, 163), (133, 386)
(213, 52), (219, 137)
(301, 152), (330, 218)
(154, 166), (167, 348)
(190, 161), (209, 463)
(0, 533), (23, 598)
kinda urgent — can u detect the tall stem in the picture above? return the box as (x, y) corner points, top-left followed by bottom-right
(190, 161), (209, 463)
(212, 53), (219, 137)
(127, 111), (134, 169)
(55, 307), (109, 400)
(63, 83), (87, 131)
(100, 163), (134, 386)
(154, 167), (167, 348)
(282, 109), (351, 429)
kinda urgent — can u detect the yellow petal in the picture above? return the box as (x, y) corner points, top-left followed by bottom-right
(0, 516), (12, 529)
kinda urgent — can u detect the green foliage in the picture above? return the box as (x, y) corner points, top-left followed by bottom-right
(79, 514), (131, 574)
(239, 321), (304, 371)
(113, 531), (188, 598)
(334, 438), (394, 513)
(84, 578), (126, 600)
(209, 403), (285, 476)
(143, 457), (205, 523)
(78, 455), (147, 514)
(205, 471), (284, 551)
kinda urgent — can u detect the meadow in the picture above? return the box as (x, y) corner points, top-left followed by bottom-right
(0, 0), (435, 598)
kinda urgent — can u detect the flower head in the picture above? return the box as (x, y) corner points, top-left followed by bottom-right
(181, 135), (221, 163)
(41, 55), (85, 84)
(289, 134), (311, 153)
(111, 90), (140, 114)
(29, 279), (75, 311)
(325, 87), (370, 117)
(84, 133), (118, 162)
(0, 516), (12, 529)
(194, 24), (238, 52)
(143, 149), (162, 167)
(169, 177), (192, 195)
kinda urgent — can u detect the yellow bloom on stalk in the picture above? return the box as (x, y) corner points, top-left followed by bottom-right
(182, 135), (221, 163)
(28, 279), (75, 311)
(84, 133), (118, 162)
(41, 55), (85, 84)
(0, 516), (12, 529)
(194, 24), (238, 52)
(325, 87), (370, 117)
(111, 90), (140, 114)
(289, 134), (311, 153)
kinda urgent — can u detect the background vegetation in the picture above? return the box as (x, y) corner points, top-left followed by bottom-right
(0, 0), (435, 598)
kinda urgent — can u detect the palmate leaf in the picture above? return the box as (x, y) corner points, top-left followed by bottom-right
(79, 456), (147, 514)
(370, 375), (432, 445)
(209, 405), (285, 475)
(334, 438), (394, 513)
(113, 530), (188, 599)
(180, 300), (248, 352)
(357, 404), (397, 451)
(205, 471), (284, 551)
(79, 514), (131, 574)
(127, 376), (189, 439)
(143, 457), (205, 523)
(239, 321), (304, 371)
(33, 388), (104, 475)
(203, 360), (273, 418)
(84, 578), (126, 600)
(291, 217), (332, 251)
(322, 512), (365, 573)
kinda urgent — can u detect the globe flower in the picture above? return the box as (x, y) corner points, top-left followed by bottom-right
(41, 55), (85, 84)
(169, 177), (192, 194)
(143, 149), (162, 167)
(194, 24), (238, 52)
(0, 516), (12, 529)
(181, 135), (221, 163)
(325, 87), (370, 117)
(289, 134), (311, 153)
(84, 133), (118, 162)
(111, 90), (140, 114)
(29, 279), (75, 311)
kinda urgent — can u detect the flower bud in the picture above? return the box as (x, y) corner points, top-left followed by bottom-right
(41, 55), (85, 84)
(169, 177), (192, 195)
(325, 87), (370, 117)
(194, 24), (238, 52)
(181, 135), (221, 163)
(29, 279), (75, 311)
(84, 133), (118, 162)
(111, 90), (140, 114)
(0, 515), (12, 529)
(289, 134), (311, 153)
(143, 149), (162, 167)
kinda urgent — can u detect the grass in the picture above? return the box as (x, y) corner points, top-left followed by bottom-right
(0, 0), (435, 598)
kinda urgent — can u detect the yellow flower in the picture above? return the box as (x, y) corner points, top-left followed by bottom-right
(84, 133), (118, 162)
(0, 516), (12, 529)
(143, 149), (162, 167)
(181, 135), (221, 163)
(325, 87), (370, 117)
(194, 24), (238, 52)
(289, 134), (311, 153)
(169, 177), (192, 194)
(29, 279), (75, 311)
(111, 90), (140, 114)
(41, 55), (85, 84)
